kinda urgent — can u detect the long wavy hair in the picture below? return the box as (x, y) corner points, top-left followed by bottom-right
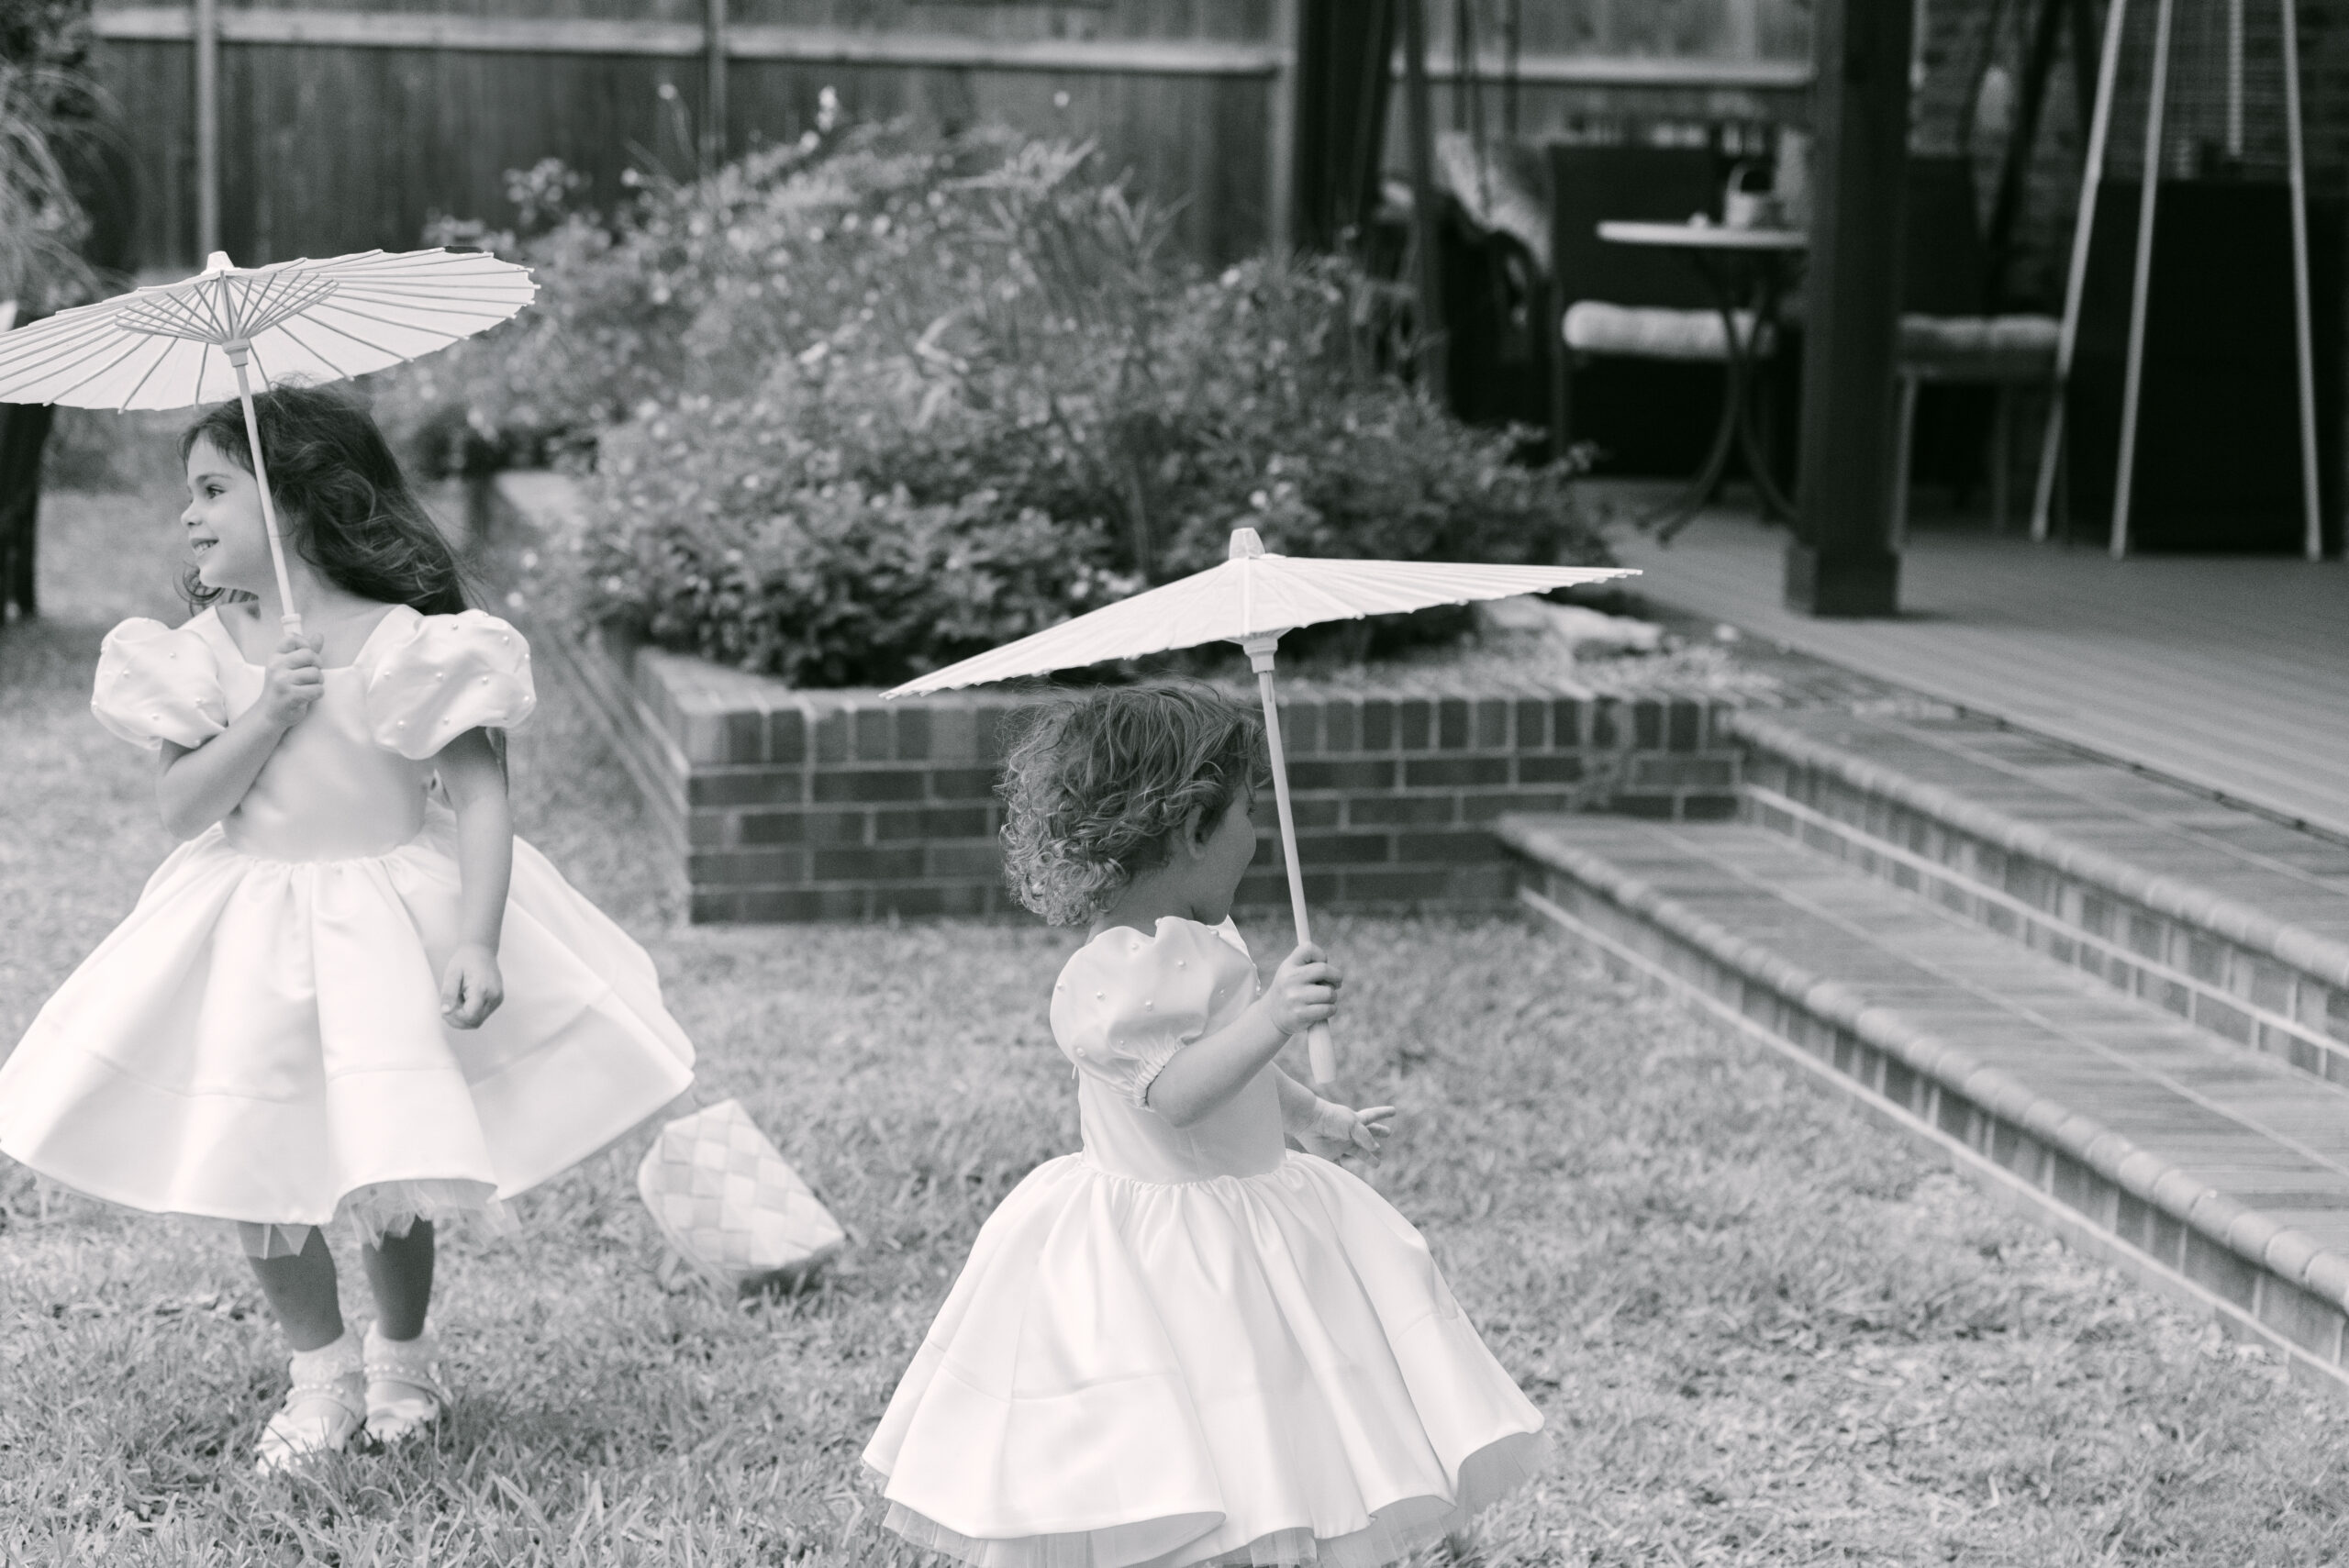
(998, 683), (1270, 927)
(177, 383), (470, 615)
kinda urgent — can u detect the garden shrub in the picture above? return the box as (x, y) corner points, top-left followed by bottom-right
(387, 118), (1605, 687)
(555, 378), (1139, 688)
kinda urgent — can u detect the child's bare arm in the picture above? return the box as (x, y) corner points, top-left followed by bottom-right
(1271, 1065), (1320, 1129)
(1145, 944), (1341, 1128)
(1272, 1066), (1397, 1159)
(154, 629), (320, 839)
(434, 728), (513, 1029)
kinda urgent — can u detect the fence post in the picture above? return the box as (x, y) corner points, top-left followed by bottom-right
(1267, 0), (1297, 255)
(703, 0), (728, 172)
(194, 0), (220, 259)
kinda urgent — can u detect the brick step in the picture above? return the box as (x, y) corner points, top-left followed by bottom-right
(1500, 812), (2349, 1395)
(1731, 708), (2349, 1088)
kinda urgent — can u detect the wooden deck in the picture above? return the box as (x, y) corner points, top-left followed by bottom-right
(1606, 508), (2349, 843)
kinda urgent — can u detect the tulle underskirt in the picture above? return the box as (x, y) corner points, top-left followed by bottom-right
(228, 1178), (517, 1259)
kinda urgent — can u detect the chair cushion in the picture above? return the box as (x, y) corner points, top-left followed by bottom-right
(1897, 313), (2060, 379)
(1563, 301), (1774, 362)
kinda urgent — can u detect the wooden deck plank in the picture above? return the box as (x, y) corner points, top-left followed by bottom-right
(1612, 513), (2349, 840)
(1713, 614), (2349, 795)
(1640, 524), (2349, 671)
(1649, 542), (2349, 704)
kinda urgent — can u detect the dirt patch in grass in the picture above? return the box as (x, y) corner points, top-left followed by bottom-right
(5, 487), (2348, 1564)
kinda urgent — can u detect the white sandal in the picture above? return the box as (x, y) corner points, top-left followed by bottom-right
(362, 1323), (450, 1445)
(254, 1329), (367, 1473)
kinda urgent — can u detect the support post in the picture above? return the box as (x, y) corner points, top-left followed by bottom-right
(195, 0), (220, 261)
(1399, 0), (1446, 404)
(1783, 0), (1913, 617)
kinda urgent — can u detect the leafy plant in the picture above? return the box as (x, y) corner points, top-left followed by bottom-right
(533, 380), (1137, 688)
(0, 0), (112, 319)
(392, 118), (1604, 686)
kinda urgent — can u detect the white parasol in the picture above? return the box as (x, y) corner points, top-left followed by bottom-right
(0, 248), (536, 631)
(886, 527), (1637, 1085)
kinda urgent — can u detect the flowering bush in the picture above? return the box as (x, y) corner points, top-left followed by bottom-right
(388, 119), (1605, 686)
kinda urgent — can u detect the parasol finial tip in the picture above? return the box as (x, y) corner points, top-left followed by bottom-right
(204, 251), (235, 274)
(1228, 527), (1265, 561)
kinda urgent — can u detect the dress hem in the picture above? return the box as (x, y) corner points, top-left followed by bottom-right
(865, 1429), (1546, 1568)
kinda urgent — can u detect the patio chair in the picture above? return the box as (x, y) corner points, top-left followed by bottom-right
(1548, 142), (1753, 479)
(1888, 156), (2060, 545)
(1436, 133), (1565, 455)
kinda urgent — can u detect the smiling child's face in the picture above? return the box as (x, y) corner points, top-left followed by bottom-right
(181, 437), (271, 595)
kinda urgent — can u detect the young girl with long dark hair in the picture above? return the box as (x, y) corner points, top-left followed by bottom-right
(0, 384), (696, 1472)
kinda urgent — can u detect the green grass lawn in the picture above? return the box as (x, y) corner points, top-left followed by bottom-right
(6, 482), (2349, 1565)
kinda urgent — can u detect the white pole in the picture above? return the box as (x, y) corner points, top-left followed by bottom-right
(225, 345), (300, 631)
(2110, 0), (2176, 560)
(2032, 0), (2132, 543)
(1243, 633), (1337, 1088)
(2279, 0), (2324, 561)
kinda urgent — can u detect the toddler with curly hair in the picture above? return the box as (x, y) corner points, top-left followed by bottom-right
(863, 681), (1546, 1568)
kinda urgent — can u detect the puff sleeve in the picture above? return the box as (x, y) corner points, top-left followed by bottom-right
(358, 607), (537, 760)
(89, 617), (228, 751)
(1048, 921), (1245, 1110)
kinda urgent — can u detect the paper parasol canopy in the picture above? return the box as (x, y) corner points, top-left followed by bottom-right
(888, 527), (1639, 1085)
(0, 248), (536, 627)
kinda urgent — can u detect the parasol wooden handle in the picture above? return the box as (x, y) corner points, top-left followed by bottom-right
(1245, 635), (1338, 1090)
(1304, 1021), (1336, 1087)
(222, 340), (299, 627)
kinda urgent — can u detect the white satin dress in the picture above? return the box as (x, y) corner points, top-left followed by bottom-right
(0, 606), (696, 1254)
(863, 917), (1545, 1568)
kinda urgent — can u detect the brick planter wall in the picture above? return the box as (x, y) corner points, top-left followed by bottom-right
(486, 473), (1740, 923)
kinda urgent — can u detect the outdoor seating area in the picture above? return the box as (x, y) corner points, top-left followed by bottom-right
(7, 0), (2349, 1560)
(1429, 2), (2343, 568)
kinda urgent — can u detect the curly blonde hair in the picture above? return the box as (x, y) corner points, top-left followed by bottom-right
(999, 683), (1270, 926)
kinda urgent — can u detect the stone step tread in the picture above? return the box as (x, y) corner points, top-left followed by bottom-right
(1792, 716), (2349, 856)
(1740, 708), (2349, 878)
(1505, 814), (2349, 1291)
(1735, 706), (2349, 990)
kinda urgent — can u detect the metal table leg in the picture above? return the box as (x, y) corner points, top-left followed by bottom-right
(1651, 251), (1795, 542)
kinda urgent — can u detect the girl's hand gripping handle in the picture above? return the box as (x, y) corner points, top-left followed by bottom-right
(1264, 943), (1341, 1039)
(1266, 945), (1342, 1086)
(260, 623), (324, 730)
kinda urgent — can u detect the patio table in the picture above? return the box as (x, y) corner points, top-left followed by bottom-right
(1593, 219), (1807, 537)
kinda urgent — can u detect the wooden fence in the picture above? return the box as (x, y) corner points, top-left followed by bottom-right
(91, 0), (1811, 272)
